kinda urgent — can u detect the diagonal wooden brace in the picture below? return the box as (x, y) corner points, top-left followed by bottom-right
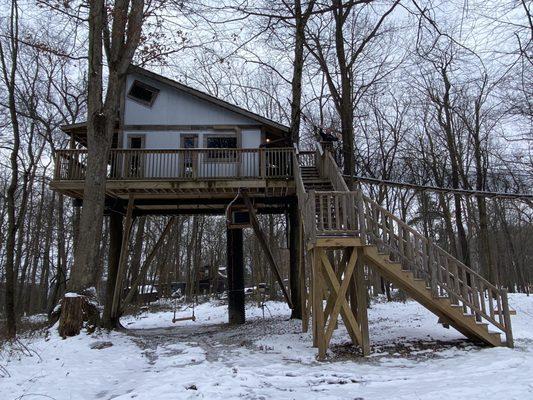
(319, 249), (363, 348)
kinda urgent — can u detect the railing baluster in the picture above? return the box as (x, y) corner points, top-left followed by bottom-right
(495, 290), (503, 324)
(488, 288), (495, 320)
(461, 267), (469, 314)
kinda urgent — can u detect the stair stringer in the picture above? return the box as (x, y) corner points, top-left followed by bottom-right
(363, 245), (502, 347)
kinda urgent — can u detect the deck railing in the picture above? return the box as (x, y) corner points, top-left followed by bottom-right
(53, 148), (294, 181)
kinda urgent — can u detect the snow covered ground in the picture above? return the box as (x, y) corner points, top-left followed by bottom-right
(2, 294), (533, 400)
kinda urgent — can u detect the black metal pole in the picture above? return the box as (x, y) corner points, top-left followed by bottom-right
(227, 227), (245, 324)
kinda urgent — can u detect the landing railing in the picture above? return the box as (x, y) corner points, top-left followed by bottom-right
(295, 145), (513, 346)
(53, 148), (294, 181)
(297, 150), (318, 168)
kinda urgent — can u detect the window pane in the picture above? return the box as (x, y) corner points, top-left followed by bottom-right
(205, 136), (237, 160)
(128, 81), (158, 105)
(130, 137), (143, 149)
(206, 137), (237, 149)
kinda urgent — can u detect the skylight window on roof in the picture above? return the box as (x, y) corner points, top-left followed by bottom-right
(128, 80), (159, 107)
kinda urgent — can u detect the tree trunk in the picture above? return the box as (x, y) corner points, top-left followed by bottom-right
(59, 0), (106, 335)
(102, 212), (124, 328)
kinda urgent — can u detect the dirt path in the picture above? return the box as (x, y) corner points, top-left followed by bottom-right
(126, 315), (297, 365)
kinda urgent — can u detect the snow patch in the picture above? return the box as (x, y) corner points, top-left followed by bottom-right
(2, 294), (533, 400)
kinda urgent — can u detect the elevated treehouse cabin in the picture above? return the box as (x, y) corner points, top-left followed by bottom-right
(51, 66), (514, 360)
(54, 66), (294, 210)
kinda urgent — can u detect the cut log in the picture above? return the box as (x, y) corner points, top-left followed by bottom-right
(58, 293), (99, 337)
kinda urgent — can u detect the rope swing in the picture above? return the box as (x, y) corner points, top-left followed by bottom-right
(172, 295), (196, 323)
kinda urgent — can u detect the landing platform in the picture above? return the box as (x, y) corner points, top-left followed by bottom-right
(307, 236), (363, 250)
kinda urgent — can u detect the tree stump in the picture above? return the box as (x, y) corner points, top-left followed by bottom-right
(58, 293), (100, 337)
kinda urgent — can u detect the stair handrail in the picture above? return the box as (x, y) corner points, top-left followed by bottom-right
(360, 194), (498, 291)
(294, 145), (513, 345)
(323, 151), (349, 192)
(313, 153), (511, 325)
(292, 149), (316, 245)
(358, 191), (513, 346)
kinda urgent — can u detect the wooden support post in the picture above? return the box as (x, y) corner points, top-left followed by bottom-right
(312, 249), (326, 359)
(110, 195), (135, 323)
(501, 290), (514, 348)
(242, 193), (293, 309)
(355, 250), (370, 356)
(121, 217), (176, 311)
(309, 250), (317, 343)
(102, 211), (123, 328)
(289, 202), (302, 319)
(227, 227), (245, 324)
(300, 220), (309, 332)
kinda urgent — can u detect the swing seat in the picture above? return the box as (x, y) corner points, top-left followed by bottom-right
(172, 315), (196, 323)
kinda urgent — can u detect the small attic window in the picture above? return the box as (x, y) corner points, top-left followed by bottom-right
(128, 80), (159, 107)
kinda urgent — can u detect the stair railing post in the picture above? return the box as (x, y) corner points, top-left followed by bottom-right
(501, 289), (514, 348)
(309, 190), (317, 244)
(356, 189), (366, 245)
(428, 239), (438, 298)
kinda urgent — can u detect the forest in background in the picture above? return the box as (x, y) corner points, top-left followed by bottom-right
(0, 0), (531, 336)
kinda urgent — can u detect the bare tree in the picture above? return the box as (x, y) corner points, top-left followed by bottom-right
(0, 0), (21, 338)
(59, 0), (145, 335)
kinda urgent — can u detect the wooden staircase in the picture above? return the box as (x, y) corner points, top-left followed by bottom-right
(293, 144), (514, 359)
(363, 246), (502, 346)
(300, 166), (334, 191)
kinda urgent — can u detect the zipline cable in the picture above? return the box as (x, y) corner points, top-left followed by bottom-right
(345, 174), (533, 201)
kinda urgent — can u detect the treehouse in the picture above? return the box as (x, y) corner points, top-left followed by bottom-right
(52, 65), (295, 214)
(50, 65), (514, 360)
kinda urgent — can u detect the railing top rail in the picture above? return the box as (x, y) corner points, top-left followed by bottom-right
(315, 141), (324, 156)
(360, 191), (501, 292)
(54, 146), (296, 182)
(312, 190), (355, 194)
(55, 147), (294, 153)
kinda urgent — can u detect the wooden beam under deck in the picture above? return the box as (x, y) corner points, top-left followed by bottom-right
(50, 178), (295, 200)
(131, 206), (290, 216)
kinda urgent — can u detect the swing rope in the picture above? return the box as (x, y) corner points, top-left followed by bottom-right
(172, 295), (196, 323)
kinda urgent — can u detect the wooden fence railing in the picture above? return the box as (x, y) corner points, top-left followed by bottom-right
(53, 148), (294, 181)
